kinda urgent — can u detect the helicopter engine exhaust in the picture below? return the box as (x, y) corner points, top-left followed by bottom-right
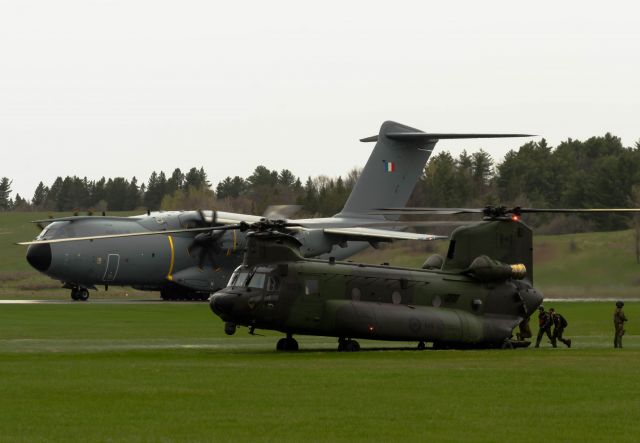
(466, 255), (527, 282)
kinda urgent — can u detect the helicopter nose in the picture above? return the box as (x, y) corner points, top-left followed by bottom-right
(26, 243), (52, 272)
(210, 293), (235, 316)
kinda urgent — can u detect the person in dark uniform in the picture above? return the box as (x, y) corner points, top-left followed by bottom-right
(549, 308), (571, 348)
(516, 316), (532, 341)
(535, 305), (553, 348)
(614, 301), (628, 348)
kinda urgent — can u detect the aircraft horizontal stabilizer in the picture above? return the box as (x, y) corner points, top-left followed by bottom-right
(361, 133), (535, 143)
(323, 227), (446, 241)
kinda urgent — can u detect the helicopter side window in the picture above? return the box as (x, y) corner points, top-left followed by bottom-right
(248, 273), (267, 289)
(266, 276), (279, 291)
(305, 279), (319, 296)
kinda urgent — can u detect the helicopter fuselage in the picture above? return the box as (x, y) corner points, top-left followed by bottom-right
(210, 235), (543, 349)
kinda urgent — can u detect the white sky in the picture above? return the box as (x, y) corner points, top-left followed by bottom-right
(1, 0), (639, 200)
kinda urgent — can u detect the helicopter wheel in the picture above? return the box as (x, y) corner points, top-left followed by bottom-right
(224, 322), (237, 336)
(70, 289), (79, 301)
(276, 336), (299, 352)
(338, 339), (360, 352)
(501, 340), (514, 350)
(417, 341), (426, 350)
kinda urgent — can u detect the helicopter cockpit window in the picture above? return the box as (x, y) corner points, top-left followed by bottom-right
(247, 273), (267, 289)
(229, 271), (250, 287)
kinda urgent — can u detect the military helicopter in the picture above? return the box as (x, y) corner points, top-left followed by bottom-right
(18, 121), (531, 301)
(208, 206), (640, 351)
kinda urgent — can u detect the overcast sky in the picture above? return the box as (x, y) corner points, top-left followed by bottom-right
(1, 0), (639, 200)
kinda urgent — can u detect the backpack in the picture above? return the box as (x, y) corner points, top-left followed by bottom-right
(559, 314), (568, 328)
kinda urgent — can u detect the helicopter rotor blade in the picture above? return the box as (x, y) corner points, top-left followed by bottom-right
(513, 207), (640, 214)
(372, 206), (640, 219)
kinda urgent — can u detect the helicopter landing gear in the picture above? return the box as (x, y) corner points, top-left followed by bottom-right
(224, 322), (237, 336)
(70, 287), (89, 301)
(338, 337), (360, 352)
(276, 333), (299, 351)
(417, 341), (426, 350)
(501, 339), (514, 349)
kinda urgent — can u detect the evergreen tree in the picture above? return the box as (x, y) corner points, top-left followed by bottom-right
(216, 176), (246, 199)
(0, 177), (12, 210)
(125, 177), (140, 210)
(104, 177), (130, 211)
(166, 168), (184, 195)
(184, 167), (209, 190)
(32, 181), (48, 207)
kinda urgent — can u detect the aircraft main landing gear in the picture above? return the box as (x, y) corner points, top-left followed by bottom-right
(338, 337), (360, 352)
(276, 333), (299, 351)
(70, 288), (89, 301)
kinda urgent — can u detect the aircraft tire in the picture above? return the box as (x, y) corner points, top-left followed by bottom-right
(70, 289), (79, 301)
(224, 322), (237, 336)
(339, 339), (360, 352)
(78, 288), (89, 301)
(276, 337), (299, 352)
(417, 341), (426, 350)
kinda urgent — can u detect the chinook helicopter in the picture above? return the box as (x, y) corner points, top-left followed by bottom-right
(208, 206), (640, 351)
(19, 121), (531, 301)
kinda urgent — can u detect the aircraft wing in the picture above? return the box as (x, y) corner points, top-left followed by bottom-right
(323, 227), (446, 241)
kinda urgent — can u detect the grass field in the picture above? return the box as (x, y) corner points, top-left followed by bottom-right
(0, 301), (638, 442)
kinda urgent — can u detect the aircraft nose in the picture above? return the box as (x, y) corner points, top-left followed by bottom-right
(26, 243), (52, 272)
(210, 293), (235, 317)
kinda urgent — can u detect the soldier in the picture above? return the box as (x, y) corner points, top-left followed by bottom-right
(535, 305), (553, 348)
(549, 308), (571, 348)
(516, 316), (532, 341)
(614, 301), (628, 348)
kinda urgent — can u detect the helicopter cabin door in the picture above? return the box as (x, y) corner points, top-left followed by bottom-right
(103, 254), (120, 282)
(286, 277), (324, 331)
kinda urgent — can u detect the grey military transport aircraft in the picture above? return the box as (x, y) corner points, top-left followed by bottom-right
(19, 121), (531, 301)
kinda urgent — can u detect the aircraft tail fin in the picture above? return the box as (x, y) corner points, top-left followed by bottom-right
(337, 121), (436, 219)
(337, 121), (533, 219)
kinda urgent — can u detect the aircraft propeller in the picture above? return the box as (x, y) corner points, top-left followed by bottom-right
(186, 210), (228, 269)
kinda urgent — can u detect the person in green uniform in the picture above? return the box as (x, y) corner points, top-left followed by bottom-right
(535, 305), (553, 348)
(549, 308), (571, 348)
(614, 301), (628, 348)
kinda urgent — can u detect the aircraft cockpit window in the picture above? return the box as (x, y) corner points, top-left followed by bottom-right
(36, 222), (67, 240)
(247, 273), (267, 289)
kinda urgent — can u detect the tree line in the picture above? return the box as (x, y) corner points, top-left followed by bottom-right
(2, 133), (640, 231)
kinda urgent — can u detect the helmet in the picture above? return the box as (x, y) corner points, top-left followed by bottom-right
(616, 301), (624, 308)
(538, 305), (544, 312)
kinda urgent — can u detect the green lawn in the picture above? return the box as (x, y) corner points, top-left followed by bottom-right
(0, 302), (638, 442)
